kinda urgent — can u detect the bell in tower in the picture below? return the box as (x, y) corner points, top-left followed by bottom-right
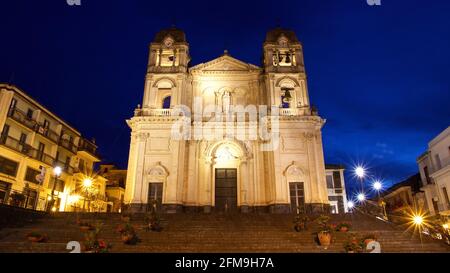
(147, 27), (191, 73)
(262, 28), (304, 73)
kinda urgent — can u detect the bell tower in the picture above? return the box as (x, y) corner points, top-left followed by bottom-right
(261, 27), (329, 214)
(262, 28), (310, 111)
(142, 27), (191, 109)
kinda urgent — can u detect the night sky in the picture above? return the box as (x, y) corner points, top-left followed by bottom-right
(1, 0), (449, 196)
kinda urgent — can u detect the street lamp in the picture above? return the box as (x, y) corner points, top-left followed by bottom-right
(373, 180), (388, 220)
(357, 193), (366, 202)
(49, 166), (62, 212)
(373, 181), (382, 191)
(82, 177), (94, 212)
(347, 201), (355, 210)
(355, 166), (365, 179)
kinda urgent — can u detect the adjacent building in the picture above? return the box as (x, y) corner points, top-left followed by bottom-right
(0, 84), (108, 212)
(382, 173), (426, 214)
(125, 27), (330, 214)
(325, 164), (349, 214)
(417, 126), (450, 216)
(99, 164), (126, 212)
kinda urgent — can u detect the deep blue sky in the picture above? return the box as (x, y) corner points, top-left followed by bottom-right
(1, 0), (449, 195)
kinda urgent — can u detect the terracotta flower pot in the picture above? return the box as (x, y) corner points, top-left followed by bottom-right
(340, 227), (348, 232)
(318, 231), (332, 248)
(121, 234), (133, 243)
(364, 239), (375, 246)
(28, 236), (43, 243)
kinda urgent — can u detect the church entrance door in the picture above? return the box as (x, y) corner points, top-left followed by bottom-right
(215, 168), (238, 212)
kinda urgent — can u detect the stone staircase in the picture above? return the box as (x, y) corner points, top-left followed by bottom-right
(0, 212), (448, 253)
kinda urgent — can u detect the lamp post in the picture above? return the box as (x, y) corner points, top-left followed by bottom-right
(49, 166), (62, 212)
(82, 177), (93, 212)
(373, 180), (388, 220)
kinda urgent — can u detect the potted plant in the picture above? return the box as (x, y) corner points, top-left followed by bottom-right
(361, 233), (378, 247)
(336, 222), (352, 232)
(26, 232), (48, 243)
(145, 210), (162, 232)
(83, 223), (111, 253)
(343, 235), (363, 253)
(117, 223), (140, 245)
(314, 215), (333, 249)
(293, 215), (309, 232)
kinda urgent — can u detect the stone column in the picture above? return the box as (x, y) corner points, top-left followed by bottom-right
(239, 158), (249, 212)
(203, 155), (213, 213)
(129, 132), (148, 212)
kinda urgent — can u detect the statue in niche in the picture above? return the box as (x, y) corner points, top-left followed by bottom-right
(222, 91), (231, 113)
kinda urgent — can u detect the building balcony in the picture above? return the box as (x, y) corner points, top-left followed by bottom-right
(58, 138), (77, 154)
(0, 134), (55, 166)
(35, 124), (59, 143)
(77, 139), (100, 161)
(7, 108), (61, 144)
(54, 161), (74, 175)
(7, 108), (37, 131)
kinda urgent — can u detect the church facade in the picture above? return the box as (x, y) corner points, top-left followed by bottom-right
(125, 27), (330, 214)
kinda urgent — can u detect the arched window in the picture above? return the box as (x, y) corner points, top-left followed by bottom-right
(162, 96), (171, 109)
(281, 88), (293, 108)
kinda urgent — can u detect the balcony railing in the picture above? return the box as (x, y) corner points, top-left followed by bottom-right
(0, 135), (55, 166)
(0, 189), (48, 211)
(59, 138), (77, 154)
(7, 108), (37, 130)
(8, 108), (61, 144)
(78, 139), (100, 159)
(54, 160), (74, 175)
(35, 124), (59, 143)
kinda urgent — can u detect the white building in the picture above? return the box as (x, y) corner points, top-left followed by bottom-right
(325, 164), (349, 214)
(125, 27), (331, 214)
(417, 126), (450, 216)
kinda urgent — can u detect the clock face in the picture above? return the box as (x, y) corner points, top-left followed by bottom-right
(164, 37), (174, 47)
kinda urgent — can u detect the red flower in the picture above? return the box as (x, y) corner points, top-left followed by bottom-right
(98, 240), (106, 249)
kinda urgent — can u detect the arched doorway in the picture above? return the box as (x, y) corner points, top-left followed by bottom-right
(209, 141), (246, 212)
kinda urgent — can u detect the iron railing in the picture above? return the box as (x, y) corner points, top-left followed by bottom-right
(0, 135), (55, 166)
(0, 188), (48, 211)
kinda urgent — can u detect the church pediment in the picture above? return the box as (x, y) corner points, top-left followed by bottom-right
(190, 54), (261, 74)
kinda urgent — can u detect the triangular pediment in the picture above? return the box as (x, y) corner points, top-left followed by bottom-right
(190, 54), (261, 73)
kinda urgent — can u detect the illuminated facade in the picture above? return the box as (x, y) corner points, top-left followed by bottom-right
(125, 27), (330, 213)
(0, 84), (109, 212)
(417, 126), (450, 216)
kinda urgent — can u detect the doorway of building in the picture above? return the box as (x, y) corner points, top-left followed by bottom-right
(289, 182), (305, 214)
(215, 168), (237, 212)
(148, 183), (163, 211)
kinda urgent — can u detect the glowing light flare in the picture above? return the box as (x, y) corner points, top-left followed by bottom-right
(413, 215), (424, 226)
(355, 166), (365, 178)
(373, 181), (382, 191)
(83, 178), (93, 188)
(347, 201), (355, 209)
(357, 193), (366, 202)
(51, 207), (57, 212)
(53, 166), (62, 176)
(68, 194), (80, 204)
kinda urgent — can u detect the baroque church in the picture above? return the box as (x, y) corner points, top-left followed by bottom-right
(124, 27), (330, 214)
